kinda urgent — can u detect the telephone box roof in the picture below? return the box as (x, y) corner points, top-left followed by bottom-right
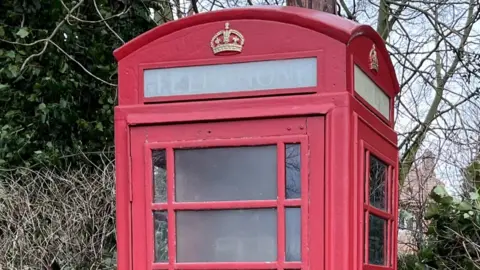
(114, 6), (386, 61)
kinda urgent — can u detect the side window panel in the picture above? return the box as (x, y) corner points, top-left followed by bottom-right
(364, 151), (393, 268)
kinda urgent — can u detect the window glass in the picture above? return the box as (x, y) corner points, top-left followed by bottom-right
(153, 211), (168, 262)
(354, 65), (390, 120)
(143, 58), (317, 98)
(285, 144), (301, 199)
(152, 150), (167, 203)
(175, 146), (277, 202)
(176, 209), (277, 262)
(285, 207), (301, 261)
(369, 155), (387, 210)
(369, 214), (386, 265)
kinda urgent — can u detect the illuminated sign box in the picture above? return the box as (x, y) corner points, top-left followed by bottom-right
(143, 57), (317, 98)
(354, 65), (390, 120)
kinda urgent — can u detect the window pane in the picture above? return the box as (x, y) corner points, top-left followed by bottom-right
(369, 155), (387, 210)
(152, 150), (167, 203)
(286, 207), (301, 261)
(153, 211), (168, 262)
(175, 146), (277, 202)
(285, 144), (301, 199)
(369, 214), (386, 265)
(143, 58), (317, 98)
(354, 65), (390, 120)
(176, 209), (277, 262)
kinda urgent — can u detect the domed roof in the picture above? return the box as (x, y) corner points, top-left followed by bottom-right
(114, 6), (383, 61)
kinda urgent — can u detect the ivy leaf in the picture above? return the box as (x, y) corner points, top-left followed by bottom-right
(470, 192), (479, 200)
(95, 122), (104, 132)
(458, 201), (473, 211)
(16, 28), (30, 38)
(425, 204), (439, 219)
(433, 185), (447, 197)
(0, 84), (8, 91)
(7, 64), (19, 78)
(60, 62), (69, 74)
(60, 99), (67, 108)
(38, 103), (47, 110)
(6, 51), (15, 59)
(0, 26), (5, 37)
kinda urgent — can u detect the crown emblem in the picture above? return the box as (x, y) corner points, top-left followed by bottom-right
(210, 22), (245, 55)
(369, 44), (379, 72)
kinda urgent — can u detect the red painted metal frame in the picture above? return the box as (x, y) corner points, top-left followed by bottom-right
(355, 113), (398, 270)
(139, 50), (323, 104)
(113, 6), (401, 270)
(128, 117), (324, 270)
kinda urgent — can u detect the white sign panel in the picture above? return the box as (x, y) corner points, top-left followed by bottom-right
(354, 65), (390, 120)
(143, 58), (317, 98)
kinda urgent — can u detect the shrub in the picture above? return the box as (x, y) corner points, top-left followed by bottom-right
(398, 253), (424, 270)
(0, 160), (116, 269)
(420, 185), (480, 269)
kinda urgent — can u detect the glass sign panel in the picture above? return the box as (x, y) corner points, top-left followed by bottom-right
(144, 58), (317, 98)
(354, 65), (390, 120)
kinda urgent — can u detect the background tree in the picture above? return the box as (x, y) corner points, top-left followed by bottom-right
(0, 0), (163, 168)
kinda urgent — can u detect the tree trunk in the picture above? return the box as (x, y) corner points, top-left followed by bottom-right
(286, 0), (336, 14)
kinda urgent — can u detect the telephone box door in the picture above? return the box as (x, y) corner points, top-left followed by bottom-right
(129, 116), (325, 270)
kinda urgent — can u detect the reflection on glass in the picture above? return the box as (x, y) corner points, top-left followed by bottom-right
(369, 155), (387, 210)
(369, 214), (386, 265)
(152, 150), (167, 203)
(153, 211), (168, 262)
(143, 57), (317, 98)
(176, 209), (277, 262)
(286, 144), (301, 199)
(175, 146), (277, 202)
(286, 207), (301, 261)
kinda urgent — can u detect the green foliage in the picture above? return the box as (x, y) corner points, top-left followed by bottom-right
(0, 0), (157, 168)
(464, 158), (480, 192)
(398, 254), (424, 270)
(418, 185), (480, 269)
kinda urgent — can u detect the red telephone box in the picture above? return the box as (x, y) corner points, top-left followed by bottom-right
(113, 6), (400, 270)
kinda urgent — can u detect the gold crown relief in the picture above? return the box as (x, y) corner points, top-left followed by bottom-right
(210, 22), (245, 55)
(369, 44), (379, 72)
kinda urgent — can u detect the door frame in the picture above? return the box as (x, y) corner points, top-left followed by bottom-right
(128, 116), (325, 270)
